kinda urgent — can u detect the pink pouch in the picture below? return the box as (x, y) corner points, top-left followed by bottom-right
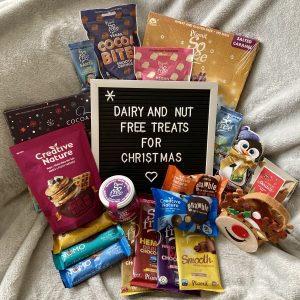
(10, 123), (103, 234)
(134, 47), (193, 81)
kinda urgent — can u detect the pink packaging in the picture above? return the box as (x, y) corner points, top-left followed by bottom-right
(134, 47), (193, 81)
(10, 123), (103, 234)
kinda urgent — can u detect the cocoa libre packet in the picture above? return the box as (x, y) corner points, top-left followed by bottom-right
(81, 4), (140, 79)
(4, 92), (91, 144)
(121, 221), (152, 296)
(143, 12), (259, 109)
(10, 123), (103, 234)
(131, 196), (158, 289)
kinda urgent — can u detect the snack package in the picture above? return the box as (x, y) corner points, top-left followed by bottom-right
(162, 165), (227, 204)
(60, 236), (131, 288)
(10, 123), (103, 234)
(143, 12), (259, 109)
(247, 158), (298, 204)
(134, 47), (193, 81)
(81, 4), (140, 79)
(219, 126), (263, 188)
(131, 196), (158, 289)
(174, 228), (224, 292)
(69, 40), (100, 91)
(4, 92), (91, 144)
(157, 225), (199, 295)
(152, 188), (218, 236)
(53, 225), (124, 270)
(53, 212), (116, 254)
(214, 107), (243, 170)
(121, 221), (152, 296)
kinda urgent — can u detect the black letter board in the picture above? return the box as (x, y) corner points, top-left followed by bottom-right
(91, 80), (217, 193)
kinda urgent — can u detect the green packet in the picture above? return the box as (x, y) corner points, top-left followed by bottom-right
(53, 225), (124, 270)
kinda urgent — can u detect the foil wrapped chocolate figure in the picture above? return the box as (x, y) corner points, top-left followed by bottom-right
(216, 189), (293, 252)
(219, 126), (263, 187)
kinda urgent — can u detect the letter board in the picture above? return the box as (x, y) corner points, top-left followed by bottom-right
(91, 80), (218, 193)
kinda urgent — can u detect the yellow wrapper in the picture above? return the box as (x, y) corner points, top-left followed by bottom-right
(174, 228), (224, 293)
(120, 221), (152, 296)
(52, 212), (116, 254)
(143, 12), (259, 109)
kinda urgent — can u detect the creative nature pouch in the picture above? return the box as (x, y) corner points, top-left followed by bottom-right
(10, 123), (103, 234)
(143, 12), (259, 109)
(81, 4), (140, 79)
(174, 228), (224, 293)
(134, 47), (193, 81)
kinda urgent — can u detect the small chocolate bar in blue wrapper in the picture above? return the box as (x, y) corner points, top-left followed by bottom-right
(152, 188), (218, 236)
(53, 225), (124, 270)
(60, 235), (131, 288)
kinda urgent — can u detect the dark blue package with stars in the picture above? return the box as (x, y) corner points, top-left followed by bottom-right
(152, 188), (218, 236)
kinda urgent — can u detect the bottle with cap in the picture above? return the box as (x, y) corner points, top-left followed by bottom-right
(99, 175), (138, 223)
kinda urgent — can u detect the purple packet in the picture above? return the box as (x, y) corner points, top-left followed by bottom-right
(157, 225), (200, 296)
(81, 4), (140, 79)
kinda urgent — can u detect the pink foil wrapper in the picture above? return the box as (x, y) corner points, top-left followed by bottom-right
(134, 47), (193, 81)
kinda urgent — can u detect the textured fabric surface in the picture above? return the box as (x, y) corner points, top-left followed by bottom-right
(0, 0), (299, 299)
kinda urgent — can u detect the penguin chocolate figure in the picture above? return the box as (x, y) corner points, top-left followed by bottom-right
(219, 126), (263, 187)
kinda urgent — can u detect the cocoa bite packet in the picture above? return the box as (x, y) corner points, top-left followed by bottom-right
(10, 123), (103, 234)
(131, 196), (158, 289)
(81, 4), (140, 79)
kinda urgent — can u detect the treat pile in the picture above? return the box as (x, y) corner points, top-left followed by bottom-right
(4, 3), (298, 297)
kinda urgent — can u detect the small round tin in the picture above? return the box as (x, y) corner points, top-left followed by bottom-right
(99, 175), (138, 223)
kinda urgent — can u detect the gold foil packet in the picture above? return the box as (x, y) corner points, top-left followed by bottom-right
(174, 228), (224, 292)
(143, 12), (259, 109)
(52, 212), (116, 254)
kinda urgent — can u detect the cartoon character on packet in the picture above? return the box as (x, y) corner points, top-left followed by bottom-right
(219, 126), (263, 188)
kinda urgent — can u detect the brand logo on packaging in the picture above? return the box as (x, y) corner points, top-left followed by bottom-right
(106, 20), (120, 34)
(157, 61), (168, 76)
(148, 18), (157, 26)
(188, 30), (208, 64)
(109, 182), (124, 198)
(35, 142), (74, 165)
(78, 49), (90, 67)
(217, 114), (234, 132)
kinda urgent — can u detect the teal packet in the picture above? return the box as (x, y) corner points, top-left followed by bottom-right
(68, 40), (100, 91)
(214, 106), (243, 170)
(60, 235), (131, 288)
(53, 225), (124, 270)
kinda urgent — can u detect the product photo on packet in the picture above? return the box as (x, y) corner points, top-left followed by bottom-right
(0, 1), (300, 300)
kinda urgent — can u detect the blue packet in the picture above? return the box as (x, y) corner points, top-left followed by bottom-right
(68, 40), (100, 91)
(214, 106), (243, 170)
(59, 235), (131, 288)
(151, 188), (218, 236)
(53, 225), (124, 270)
(81, 4), (140, 79)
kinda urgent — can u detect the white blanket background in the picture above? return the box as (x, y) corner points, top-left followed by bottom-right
(0, 0), (299, 299)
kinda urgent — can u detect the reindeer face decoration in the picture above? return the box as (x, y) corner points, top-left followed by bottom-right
(216, 190), (293, 252)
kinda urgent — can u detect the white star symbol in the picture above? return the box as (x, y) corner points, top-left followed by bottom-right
(105, 90), (115, 102)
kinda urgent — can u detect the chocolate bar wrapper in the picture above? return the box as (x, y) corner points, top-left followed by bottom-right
(69, 40), (101, 91)
(143, 12), (259, 109)
(53, 212), (116, 254)
(121, 221), (152, 296)
(60, 236), (131, 288)
(152, 188), (218, 236)
(81, 4), (140, 79)
(4, 92), (91, 144)
(53, 225), (124, 270)
(175, 228), (223, 292)
(131, 196), (158, 289)
(248, 158), (298, 204)
(134, 47), (193, 81)
(214, 106), (243, 170)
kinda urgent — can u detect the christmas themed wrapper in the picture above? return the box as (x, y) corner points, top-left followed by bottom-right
(53, 212), (116, 254)
(53, 225), (124, 270)
(60, 236), (131, 288)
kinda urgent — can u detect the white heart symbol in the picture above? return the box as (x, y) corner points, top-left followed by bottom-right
(145, 171), (158, 183)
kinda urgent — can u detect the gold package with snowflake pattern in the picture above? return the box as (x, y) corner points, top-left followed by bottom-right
(143, 12), (259, 109)
(174, 228), (224, 293)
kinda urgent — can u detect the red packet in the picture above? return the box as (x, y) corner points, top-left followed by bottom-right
(10, 123), (103, 234)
